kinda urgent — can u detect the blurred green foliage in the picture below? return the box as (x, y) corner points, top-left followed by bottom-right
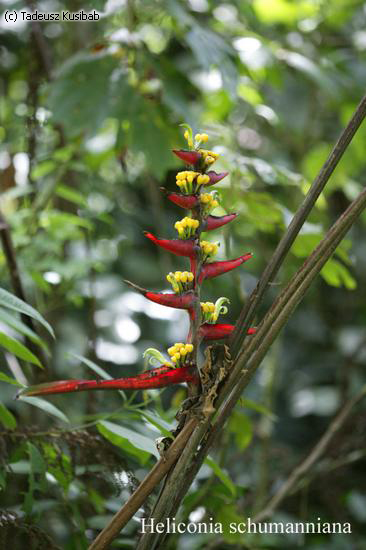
(1, 0), (366, 548)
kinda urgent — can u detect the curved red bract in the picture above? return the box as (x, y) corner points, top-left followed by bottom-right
(18, 365), (200, 397)
(199, 253), (252, 282)
(145, 291), (196, 309)
(205, 213), (237, 231)
(144, 232), (198, 258)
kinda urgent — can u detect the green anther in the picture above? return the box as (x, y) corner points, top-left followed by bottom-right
(214, 297), (230, 319)
(143, 348), (168, 368)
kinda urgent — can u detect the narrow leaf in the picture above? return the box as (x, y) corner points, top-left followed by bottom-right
(205, 456), (237, 497)
(0, 402), (17, 429)
(139, 411), (173, 438)
(18, 396), (69, 424)
(0, 288), (55, 338)
(70, 353), (113, 380)
(0, 332), (43, 368)
(98, 420), (159, 462)
(0, 309), (47, 350)
(0, 372), (25, 388)
(70, 352), (126, 400)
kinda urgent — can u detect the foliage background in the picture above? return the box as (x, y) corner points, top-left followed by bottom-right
(1, 0), (366, 548)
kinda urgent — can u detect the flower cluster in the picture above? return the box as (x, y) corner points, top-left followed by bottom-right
(174, 217), (200, 239)
(201, 297), (230, 324)
(200, 240), (219, 261)
(200, 192), (219, 215)
(176, 171), (210, 194)
(167, 343), (194, 366)
(199, 149), (219, 166)
(18, 125), (255, 399)
(166, 271), (194, 294)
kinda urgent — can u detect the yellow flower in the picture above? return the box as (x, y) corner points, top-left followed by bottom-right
(197, 174), (210, 186)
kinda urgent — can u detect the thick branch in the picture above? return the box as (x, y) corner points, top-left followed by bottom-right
(230, 93), (366, 358)
(136, 421), (210, 550)
(88, 418), (198, 550)
(210, 186), (366, 440)
(144, 185), (366, 524)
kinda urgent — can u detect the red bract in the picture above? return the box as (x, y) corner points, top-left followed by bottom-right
(124, 279), (196, 309)
(172, 149), (201, 165)
(144, 232), (197, 258)
(205, 213), (238, 231)
(199, 253), (252, 282)
(161, 188), (199, 209)
(200, 324), (256, 340)
(17, 365), (200, 397)
(206, 171), (229, 185)
(19, 129), (257, 402)
(145, 291), (196, 309)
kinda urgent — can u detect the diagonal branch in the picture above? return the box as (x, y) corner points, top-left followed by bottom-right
(88, 418), (198, 550)
(253, 385), (366, 522)
(89, 95), (366, 549)
(207, 186), (366, 441)
(230, 93), (366, 358)
(137, 184), (366, 543)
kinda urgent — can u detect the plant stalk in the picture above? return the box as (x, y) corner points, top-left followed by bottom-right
(230, 93), (366, 358)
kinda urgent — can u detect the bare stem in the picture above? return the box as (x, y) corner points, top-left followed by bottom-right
(89, 97), (366, 547)
(253, 386), (366, 522)
(87, 418), (198, 550)
(230, 93), (366, 358)
(145, 184), (366, 523)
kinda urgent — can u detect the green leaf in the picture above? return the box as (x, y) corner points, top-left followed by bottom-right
(48, 54), (119, 137)
(97, 420), (159, 463)
(0, 372), (25, 387)
(70, 353), (112, 380)
(228, 411), (253, 451)
(28, 442), (47, 474)
(41, 442), (72, 491)
(18, 396), (69, 424)
(0, 287), (55, 338)
(40, 211), (93, 232)
(56, 184), (88, 207)
(0, 402), (17, 429)
(31, 160), (57, 180)
(0, 332), (43, 368)
(321, 259), (357, 290)
(241, 398), (277, 420)
(205, 456), (237, 497)
(70, 353), (126, 400)
(23, 442), (48, 516)
(138, 411), (173, 438)
(0, 309), (47, 350)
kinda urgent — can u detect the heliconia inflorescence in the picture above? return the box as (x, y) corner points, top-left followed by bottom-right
(17, 126), (254, 399)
